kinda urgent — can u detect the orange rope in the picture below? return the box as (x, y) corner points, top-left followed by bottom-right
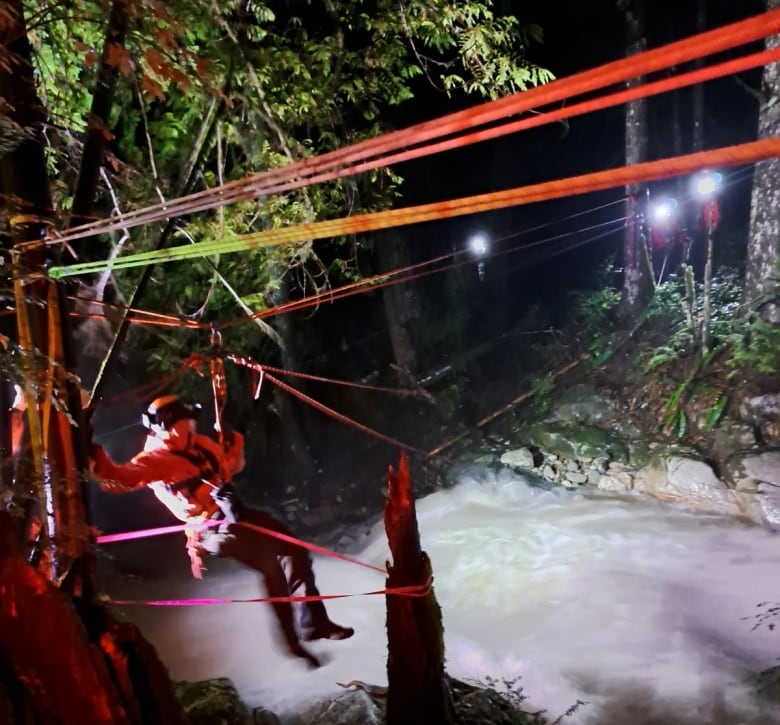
(73, 137), (775, 266)
(230, 355), (426, 453)
(45, 8), (780, 247)
(162, 47), (780, 215)
(228, 357), (431, 399)
(69, 310), (204, 329)
(220, 251), (458, 329)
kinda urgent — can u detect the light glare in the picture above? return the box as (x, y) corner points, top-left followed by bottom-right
(469, 234), (489, 256)
(651, 200), (675, 223)
(693, 171), (722, 199)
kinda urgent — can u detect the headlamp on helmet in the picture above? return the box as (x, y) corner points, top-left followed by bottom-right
(142, 395), (201, 432)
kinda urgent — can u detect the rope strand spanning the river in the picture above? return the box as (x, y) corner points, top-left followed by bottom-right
(43, 9), (780, 251)
(48, 137), (780, 278)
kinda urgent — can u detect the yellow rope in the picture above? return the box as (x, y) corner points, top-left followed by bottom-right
(49, 137), (780, 279)
(41, 283), (57, 452)
(11, 253), (45, 476)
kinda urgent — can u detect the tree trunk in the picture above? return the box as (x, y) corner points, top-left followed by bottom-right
(618, 0), (653, 322)
(0, 512), (187, 724)
(384, 452), (454, 725)
(1, 4), (186, 719)
(69, 0), (131, 244)
(0, 0), (84, 582)
(744, 0), (780, 322)
(267, 265), (317, 490)
(376, 230), (419, 378)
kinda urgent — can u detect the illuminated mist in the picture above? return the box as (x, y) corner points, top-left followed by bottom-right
(105, 467), (780, 723)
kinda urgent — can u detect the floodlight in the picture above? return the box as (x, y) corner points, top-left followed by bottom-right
(469, 233), (489, 257)
(650, 199), (677, 224)
(692, 171), (722, 200)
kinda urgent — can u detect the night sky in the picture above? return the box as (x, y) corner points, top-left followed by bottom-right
(313, 0), (769, 373)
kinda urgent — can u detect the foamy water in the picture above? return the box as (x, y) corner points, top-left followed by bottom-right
(106, 467), (780, 723)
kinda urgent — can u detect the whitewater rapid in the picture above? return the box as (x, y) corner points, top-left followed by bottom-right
(105, 466), (780, 723)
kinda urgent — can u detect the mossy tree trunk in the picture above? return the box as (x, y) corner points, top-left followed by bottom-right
(384, 452), (455, 725)
(376, 229), (419, 378)
(617, 0), (653, 323)
(744, 0), (780, 323)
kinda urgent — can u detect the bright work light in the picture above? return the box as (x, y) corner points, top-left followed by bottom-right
(650, 199), (677, 224)
(469, 233), (489, 257)
(692, 171), (722, 200)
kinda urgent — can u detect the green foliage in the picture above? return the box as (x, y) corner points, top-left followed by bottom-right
(642, 268), (745, 373)
(702, 393), (728, 432)
(11, 0), (555, 423)
(529, 372), (554, 417)
(471, 674), (586, 724)
(566, 261), (620, 365)
(565, 263), (775, 442)
(725, 315), (780, 375)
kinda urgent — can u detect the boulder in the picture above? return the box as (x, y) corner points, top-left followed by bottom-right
(289, 690), (383, 725)
(174, 678), (253, 725)
(756, 665), (780, 704)
(252, 708), (282, 725)
(499, 448), (535, 469)
(740, 394), (780, 445)
(562, 471), (588, 487)
(548, 384), (616, 425)
(287, 679), (544, 724)
(710, 418), (758, 459)
(450, 678), (545, 724)
(656, 457), (742, 517)
(738, 450), (780, 486)
(598, 470), (635, 492)
(518, 423), (629, 463)
(724, 450), (780, 527)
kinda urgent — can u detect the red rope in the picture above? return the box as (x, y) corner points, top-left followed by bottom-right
(100, 357), (200, 404)
(108, 583), (431, 607)
(220, 251), (457, 329)
(47, 8), (780, 246)
(232, 359), (429, 399)
(264, 369), (427, 455)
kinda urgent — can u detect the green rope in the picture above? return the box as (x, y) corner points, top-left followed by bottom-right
(48, 219), (352, 278)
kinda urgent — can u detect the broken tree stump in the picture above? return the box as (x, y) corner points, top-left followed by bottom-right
(384, 451), (455, 725)
(0, 512), (186, 724)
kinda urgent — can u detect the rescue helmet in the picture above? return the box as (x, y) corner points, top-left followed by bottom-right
(142, 394), (201, 431)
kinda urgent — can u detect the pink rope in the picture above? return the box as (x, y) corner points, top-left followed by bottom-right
(235, 520), (386, 574)
(96, 519), (386, 575)
(95, 520), (221, 544)
(109, 584), (430, 607)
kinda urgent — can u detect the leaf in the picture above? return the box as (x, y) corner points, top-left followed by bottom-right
(703, 395), (728, 431)
(105, 42), (132, 75)
(139, 74), (166, 102)
(677, 411), (687, 438)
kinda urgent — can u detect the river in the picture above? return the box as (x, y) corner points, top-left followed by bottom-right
(105, 466), (780, 723)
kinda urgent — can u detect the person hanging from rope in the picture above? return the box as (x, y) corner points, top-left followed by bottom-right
(88, 393), (354, 669)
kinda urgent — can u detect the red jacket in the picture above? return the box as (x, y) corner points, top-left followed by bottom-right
(92, 430), (245, 521)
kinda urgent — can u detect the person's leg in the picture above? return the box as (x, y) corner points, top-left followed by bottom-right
(199, 524), (321, 667)
(235, 508), (354, 641)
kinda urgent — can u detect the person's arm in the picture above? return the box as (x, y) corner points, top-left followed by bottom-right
(223, 428), (246, 476)
(90, 445), (162, 493)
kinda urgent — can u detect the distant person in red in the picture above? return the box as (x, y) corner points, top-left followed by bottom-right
(89, 394), (353, 668)
(650, 222), (687, 284)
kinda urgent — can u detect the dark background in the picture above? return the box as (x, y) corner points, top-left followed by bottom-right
(90, 0), (770, 539)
